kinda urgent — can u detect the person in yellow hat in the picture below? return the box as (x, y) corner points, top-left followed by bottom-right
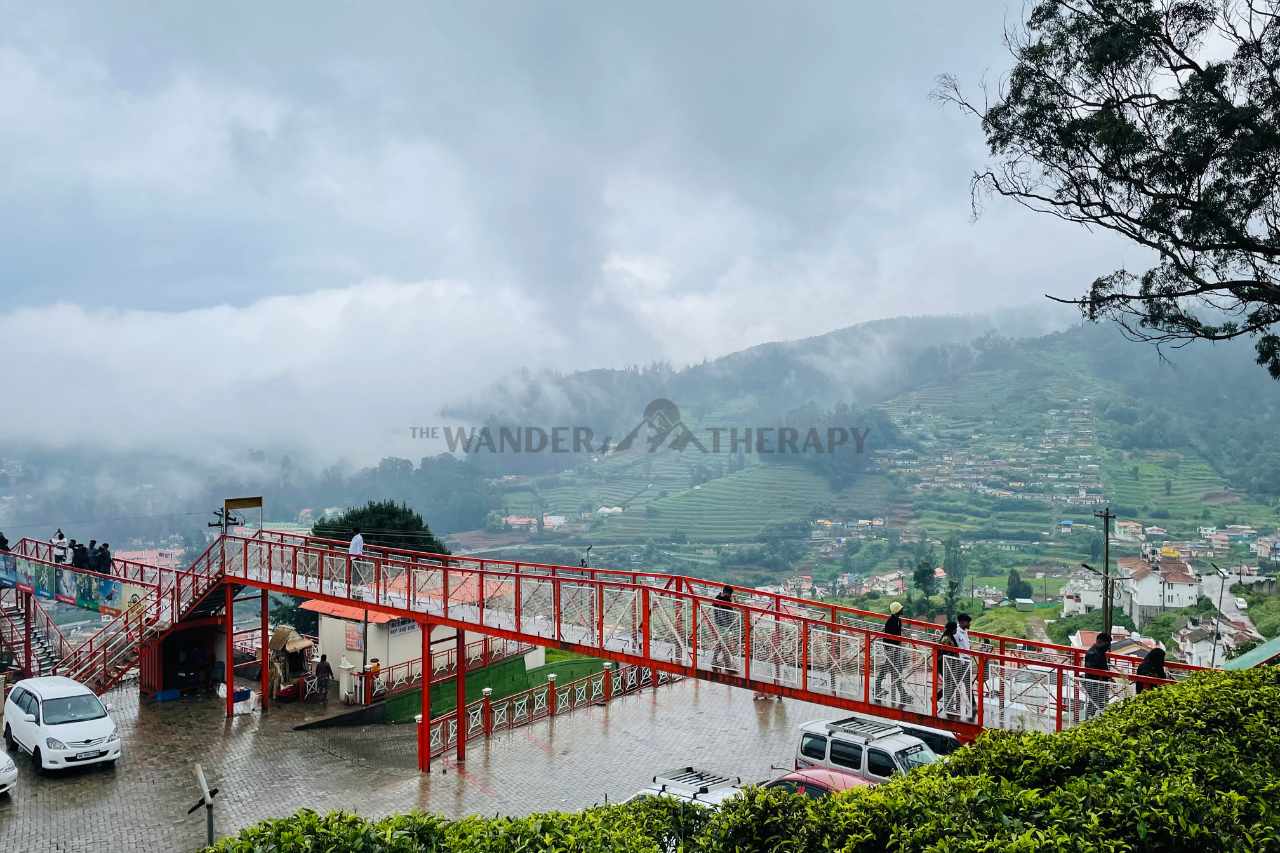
(873, 601), (910, 708)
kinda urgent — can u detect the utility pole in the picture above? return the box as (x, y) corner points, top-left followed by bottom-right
(1209, 562), (1229, 669)
(209, 508), (243, 537)
(1093, 506), (1115, 635)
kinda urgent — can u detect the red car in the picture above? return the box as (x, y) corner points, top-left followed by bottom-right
(763, 767), (874, 799)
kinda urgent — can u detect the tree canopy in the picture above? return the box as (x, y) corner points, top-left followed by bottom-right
(941, 0), (1280, 377)
(311, 500), (449, 555)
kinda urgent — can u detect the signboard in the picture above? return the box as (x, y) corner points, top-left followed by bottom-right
(344, 622), (364, 652)
(56, 566), (77, 604)
(32, 562), (55, 599)
(10, 555), (147, 617)
(102, 581), (148, 617)
(15, 557), (34, 593)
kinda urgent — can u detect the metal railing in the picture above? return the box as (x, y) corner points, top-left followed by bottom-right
(424, 661), (679, 761)
(252, 530), (1195, 681)
(351, 635), (534, 705)
(221, 533), (1200, 736)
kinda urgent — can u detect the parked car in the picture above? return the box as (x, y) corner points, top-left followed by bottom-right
(624, 767), (745, 808)
(887, 717), (963, 756)
(795, 715), (939, 784)
(3, 676), (121, 773)
(0, 749), (16, 795)
(763, 767), (871, 799)
(1235, 597), (1249, 611)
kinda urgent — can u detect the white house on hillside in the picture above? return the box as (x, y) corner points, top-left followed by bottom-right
(1060, 574), (1103, 617)
(1117, 557), (1201, 629)
(1174, 619), (1251, 667)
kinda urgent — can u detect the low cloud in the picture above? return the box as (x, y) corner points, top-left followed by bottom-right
(1, 1), (1158, 466)
(1, 280), (568, 463)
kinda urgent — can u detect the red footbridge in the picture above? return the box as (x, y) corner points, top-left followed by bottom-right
(2, 531), (1201, 771)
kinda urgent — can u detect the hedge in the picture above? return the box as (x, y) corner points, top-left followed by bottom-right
(209, 667), (1280, 852)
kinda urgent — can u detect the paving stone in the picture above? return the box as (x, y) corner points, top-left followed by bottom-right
(0, 679), (837, 851)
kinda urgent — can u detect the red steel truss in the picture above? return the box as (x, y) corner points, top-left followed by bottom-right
(234, 532), (1199, 743)
(10, 531), (1204, 767)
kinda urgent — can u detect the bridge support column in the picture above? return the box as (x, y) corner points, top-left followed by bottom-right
(602, 662), (613, 704)
(225, 585), (234, 718)
(260, 590), (270, 714)
(417, 618), (431, 773)
(23, 592), (32, 676)
(455, 629), (466, 762)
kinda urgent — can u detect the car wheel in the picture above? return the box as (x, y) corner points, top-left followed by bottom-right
(32, 748), (43, 775)
(2, 725), (11, 751)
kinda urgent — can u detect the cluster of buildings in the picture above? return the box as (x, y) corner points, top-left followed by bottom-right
(830, 570), (905, 597)
(1114, 520), (1271, 561)
(1060, 549), (1266, 664)
(1060, 555), (1203, 629)
(879, 399), (1107, 509)
(500, 514), (569, 531)
(1172, 617), (1258, 668)
(1068, 627), (1159, 657)
(808, 517), (893, 559)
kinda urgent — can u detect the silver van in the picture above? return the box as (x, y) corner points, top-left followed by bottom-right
(795, 716), (938, 784)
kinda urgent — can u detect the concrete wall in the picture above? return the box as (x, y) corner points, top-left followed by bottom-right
(317, 615), (456, 669)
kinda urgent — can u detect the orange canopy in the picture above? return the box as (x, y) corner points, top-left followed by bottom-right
(299, 599), (397, 624)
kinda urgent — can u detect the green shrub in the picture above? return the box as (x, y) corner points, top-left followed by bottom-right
(211, 669), (1280, 852)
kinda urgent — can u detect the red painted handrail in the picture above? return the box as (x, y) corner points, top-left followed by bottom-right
(220, 533), (1194, 738)
(254, 530), (1191, 676)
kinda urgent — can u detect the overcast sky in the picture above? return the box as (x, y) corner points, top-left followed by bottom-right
(1, 2), (1148, 461)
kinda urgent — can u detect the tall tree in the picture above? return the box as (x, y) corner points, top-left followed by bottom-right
(943, 534), (967, 585)
(940, 0), (1280, 377)
(913, 559), (939, 599)
(311, 500), (449, 555)
(1007, 569), (1035, 600)
(944, 576), (963, 619)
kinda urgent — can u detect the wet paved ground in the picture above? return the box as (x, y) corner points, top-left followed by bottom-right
(0, 678), (836, 852)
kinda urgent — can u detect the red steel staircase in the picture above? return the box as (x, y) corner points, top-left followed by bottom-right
(8, 537), (229, 694)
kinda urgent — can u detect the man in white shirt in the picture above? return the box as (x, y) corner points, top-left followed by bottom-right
(348, 527), (369, 675)
(955, 613), (974, 719)
(52, 529), (68, 564)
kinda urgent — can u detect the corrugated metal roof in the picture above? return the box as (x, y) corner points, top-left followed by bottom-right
(1222, 635), (1280, 670)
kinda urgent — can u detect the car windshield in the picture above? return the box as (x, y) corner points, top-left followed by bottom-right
(896, 742), (938, 771)
(41, 694), (107, 725)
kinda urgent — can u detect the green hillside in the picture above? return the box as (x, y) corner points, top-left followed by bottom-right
(457, 318), (1280, 590)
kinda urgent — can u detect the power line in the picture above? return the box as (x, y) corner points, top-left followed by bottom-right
(1, 510), (209, 531)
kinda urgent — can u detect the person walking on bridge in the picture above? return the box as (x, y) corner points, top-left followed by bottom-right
(935, 621), (961, 717)
(1082, 633), (1112, 720)
(874, 602), (911, 709)
(711, 585), (737, 675)
(955, 612), (976, 719)
(1135, 647), (1167, 694)
(51, 529), (68, 564)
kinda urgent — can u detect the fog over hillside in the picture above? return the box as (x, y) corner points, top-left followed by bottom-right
(1, 1), (1153, 464)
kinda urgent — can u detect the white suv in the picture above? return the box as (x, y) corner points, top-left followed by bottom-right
(3, 676), (121, 773)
